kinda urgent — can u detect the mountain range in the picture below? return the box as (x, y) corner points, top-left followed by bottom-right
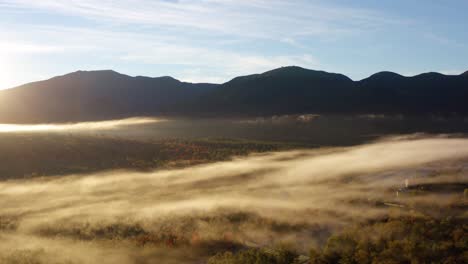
(1, 66), (468, 123)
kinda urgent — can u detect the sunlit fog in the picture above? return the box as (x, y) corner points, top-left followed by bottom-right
(0, 136), (466, 263)
(0, 118), (163, 133)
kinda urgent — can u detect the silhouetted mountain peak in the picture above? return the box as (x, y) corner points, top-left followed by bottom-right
(369, 71), (404, 79)
(55, 70), (129, 82)
(362, 71), (405, 83)
(134, 75), (181, 83)
(158, 76), (180, 82)
(227, 66), (353, 85)
(412, 72), (447, 81)
(57, 71), (188, 88)
(71, 69), (124, 76)
(261, 66), (352, 82)
(461, 71), (468, 76)
(262, 66), (307, 75)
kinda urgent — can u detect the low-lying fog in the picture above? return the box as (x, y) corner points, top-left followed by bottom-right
(0, 118), (162, 133)
(0, 136), (467, 263)
(2, 115), (468, 145)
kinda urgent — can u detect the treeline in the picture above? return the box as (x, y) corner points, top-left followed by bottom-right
(0, 134), (296, 180)
(208, 216), (468, 264)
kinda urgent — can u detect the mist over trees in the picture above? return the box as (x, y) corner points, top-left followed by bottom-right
(0, 135), (467, 263)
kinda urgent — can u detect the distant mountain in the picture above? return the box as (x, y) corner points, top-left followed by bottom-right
(0, 66), (467, 123)
(0, 70), (216, 123)
(196, 67), (468, 116)
(199, 66), (355, 115)
(356, 71), (468, 114)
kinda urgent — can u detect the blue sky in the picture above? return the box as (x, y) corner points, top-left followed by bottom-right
(0, 0), (467, 89)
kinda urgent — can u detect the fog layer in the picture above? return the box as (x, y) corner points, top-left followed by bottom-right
(0, 118), (162, 133)
(0, 137), (467, 263)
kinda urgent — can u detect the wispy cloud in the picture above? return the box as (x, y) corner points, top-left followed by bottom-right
(0, 0), (414, 85)
(121, 45), (319, 81)
(1, 0), (401, 41)
(1, 24), (320, 83)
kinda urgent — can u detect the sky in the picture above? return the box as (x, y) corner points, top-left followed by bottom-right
(0, 0), (467, 89)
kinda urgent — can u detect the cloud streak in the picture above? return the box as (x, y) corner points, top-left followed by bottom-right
(0, 0), (408, 87)
(2, 0), (399, 40)
(0, 24), (321, 84)
(2, 0), (467, 89)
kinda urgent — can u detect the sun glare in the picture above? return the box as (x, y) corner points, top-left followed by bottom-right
(0, 118), (163, 133)
(0, 62), (7, 90)
(0, 54), (16, 90)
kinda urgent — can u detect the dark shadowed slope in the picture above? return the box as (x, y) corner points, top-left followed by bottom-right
(356, 71), (468, 114)
(1, 66), (468, 123)
(199, 66), (355, 115)
(0, 70), (216, 123)
(198, 66), (468, 116)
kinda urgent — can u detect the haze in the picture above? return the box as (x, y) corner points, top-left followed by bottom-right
(0, 136), (466, 263)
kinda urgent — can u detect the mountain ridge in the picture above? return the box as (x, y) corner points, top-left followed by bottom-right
(5, 66), (468, 90)
(1, 66), (468, 123)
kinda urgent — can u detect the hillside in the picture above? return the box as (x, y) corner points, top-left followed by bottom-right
(202, 67), (468, 115)
(0, 70), (216, 123)
(1, 66), (468, 123)
(200, 66), (355, 115)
